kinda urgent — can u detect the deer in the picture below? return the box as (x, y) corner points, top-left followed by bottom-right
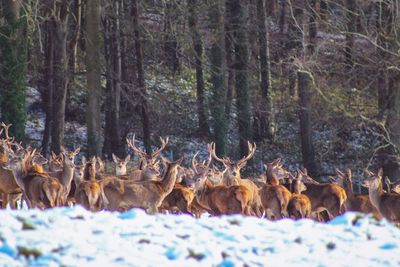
(182, 144), (252, 216)
(48, 152), (63, 172)
(112, 153), (131, 175)
(335, 169), (381, 219)
(297, 169), (347, 220)
(47, 146), (80, 205)
(3, 149), (64, 209)
(363, 169), (400, 222)
(259, 163), (292, 220)
(74, 157), (107, 211)
(0, 139), (24, 209)
(102, 157), (183, 212)
(159, 155), (196, 215)
(384, 176), (400, 194)
(116, 134), (167, 181)
(287, 172), (312, 219)
(209, 141), (262, 216)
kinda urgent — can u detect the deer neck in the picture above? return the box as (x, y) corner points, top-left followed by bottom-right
(60, 162), (74, 190)
(343, 179), (355, 197)
(9, 160), (28, 191)
(160, 165), (178, 194)
(195, 179), (212, 209)
(368, 180), (384, 210)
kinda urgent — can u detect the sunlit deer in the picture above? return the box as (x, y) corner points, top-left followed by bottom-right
(259, 163), (292, 220)
(363, 169), (400, 222)
(74, 157), (107, 211)
(112, 153), (131, 175)
(102, 157), (183, 212)
(4, 149), (64, 209)
(48, 146), (80, 205)
(210, 142), (262, 216)
(287, 172), (312, 219)
(298, 169), (347, 220)
(335, 169), (380, 219)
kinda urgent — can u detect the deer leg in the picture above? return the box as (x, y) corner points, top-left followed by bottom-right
(2, 193), (9, 209)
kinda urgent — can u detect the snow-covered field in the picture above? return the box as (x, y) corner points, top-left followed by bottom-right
(0, 207), (399, 267)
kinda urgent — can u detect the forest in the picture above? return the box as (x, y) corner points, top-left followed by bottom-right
(0, 0), (400, 184)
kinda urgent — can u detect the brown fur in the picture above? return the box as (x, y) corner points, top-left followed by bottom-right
(364, 170), (400, 222)
(336, 169), (381, 219)
(299, 170), (347, 218)
(102, 158), (182, 212)
(195, 180), (252, 216)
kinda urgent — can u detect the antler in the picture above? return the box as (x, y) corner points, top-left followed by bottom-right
(126, 134), (147, 158)
(209, 142), (230, 165)
(1, 122), (14, 144)
(192, 151), (200, 174)
(150, 136), (169, 158)
(237, 141), (256, 166)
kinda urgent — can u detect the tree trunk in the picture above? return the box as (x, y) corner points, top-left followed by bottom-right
(256, 0), (275, 142)
(132, 0), (151, 154)
(0, 0), (27, 141)
(229, 0), (252, 158)
(69, 0), (82, 76)
(344, 0), (356, 70)
(50, 2), (70, 154)
(279, 0), (287, 34)
(224, 0), (235, 121)
(209, 0), (227, 157)
(308, 0), (317, 55)
(297, 70), (318, 178)
(42, 19), (55, 156)
(163, 1), (180, 75)
(86, 0), (102, 157)
(188, 0), (210, 138)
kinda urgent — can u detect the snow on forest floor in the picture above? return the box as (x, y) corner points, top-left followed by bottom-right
(0, 206), (399, 267)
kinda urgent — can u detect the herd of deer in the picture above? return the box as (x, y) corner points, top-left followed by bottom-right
(1, 122), (400, 223)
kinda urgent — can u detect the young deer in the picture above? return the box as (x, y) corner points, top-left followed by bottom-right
(74, 157), (107, 211)
(287, 172), (312, 219)
(363, 169), (400, 222)
(259, 163), (292, 220)
(4, 149), (64, 209)
(102, 157), (183, 212)
(112, 154), (131, 175)
(48, 146), (80, 205)
(298, 169), (347, 220)
(210, 142), (262, 216)
(335, 169), (380, 219)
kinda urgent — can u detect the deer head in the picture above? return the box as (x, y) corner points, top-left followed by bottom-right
(127, 134), (169, 167)
(187, 144), (213, 190)
(264, 158), (290, 181)
(60, 146), (80, 169)
(363, 169), (384, 190)
(293, 171), (307, 194)
(112, 153), (131, 176)
(209, 141), (256, 181)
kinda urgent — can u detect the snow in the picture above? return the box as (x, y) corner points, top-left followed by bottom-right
(0, 207), (399, 267)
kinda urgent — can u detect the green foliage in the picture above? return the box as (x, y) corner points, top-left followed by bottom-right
(0, 6), (28, 141)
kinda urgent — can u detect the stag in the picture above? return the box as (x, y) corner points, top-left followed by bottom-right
(209, 141), (262, 216)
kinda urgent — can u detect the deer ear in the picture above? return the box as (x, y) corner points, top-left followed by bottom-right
(81, 156), (86, 165)
(112, 153), (118, 163)
(335, 168), (344, 177)
(125, 154), (131, 162)
(74, 147), (81, 155)
(60, 146), (66, 153)
(272, 158), (281, 166)
(378, 168), (383, 177)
